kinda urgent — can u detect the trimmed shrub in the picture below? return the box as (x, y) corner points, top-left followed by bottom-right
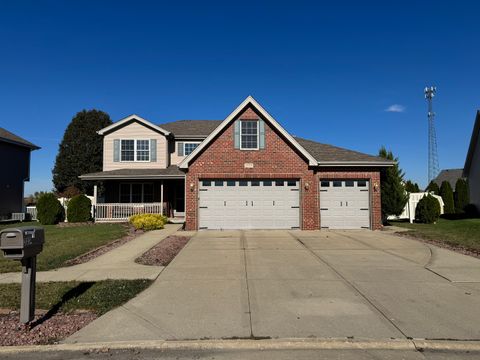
(425, 180), (440, 195)
(465, 204), (480, 218)
(67, 194), (92, 222)
(415, 194), (441, 224)
(36, 193), (65, 225)
(439, 181), (455, 214)
(129, 214), (168, 231)
(454, 179), (469, 214)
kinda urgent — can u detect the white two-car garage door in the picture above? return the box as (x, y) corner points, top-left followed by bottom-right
(198, 179), (300, 230)
(320, 180), (370, 229)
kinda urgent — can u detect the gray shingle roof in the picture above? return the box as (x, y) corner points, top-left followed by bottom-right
(294, 137), (393, 165)
(0, 127), (39, 149)
(159, 120), (223, 137)
(433, 168), (465, 188)
(79, 166), (185, 180)
(158, 120), (392, 165)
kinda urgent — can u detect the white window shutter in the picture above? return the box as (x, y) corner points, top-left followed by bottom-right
(178, 142), (184, 156)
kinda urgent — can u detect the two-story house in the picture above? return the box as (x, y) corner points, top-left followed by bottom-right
(0, 128), (40, 220)
(80, 96), (394, 230)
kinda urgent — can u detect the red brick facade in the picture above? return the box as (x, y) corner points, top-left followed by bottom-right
(184, 105), (382, 231)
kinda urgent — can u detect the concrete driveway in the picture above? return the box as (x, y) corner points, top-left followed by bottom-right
(67, 229), (480, 343)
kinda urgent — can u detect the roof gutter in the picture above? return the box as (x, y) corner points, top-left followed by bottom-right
(316, 161), (395, 167)
(79, 174), (185, 180)
(0, 138), (40, 150)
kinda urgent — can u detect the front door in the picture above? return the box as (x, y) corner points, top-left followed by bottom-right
(174, 181), (185, 215)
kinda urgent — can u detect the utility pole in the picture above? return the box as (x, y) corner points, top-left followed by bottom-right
(425, 86), (439, 183)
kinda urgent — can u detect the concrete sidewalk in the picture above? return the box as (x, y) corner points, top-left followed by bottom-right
(0, 224), (182, 283)
(66, 229), (480, 343)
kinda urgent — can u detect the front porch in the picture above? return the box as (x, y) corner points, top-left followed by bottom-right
(80, 167), (186, 223)
(94, 179), (185, 222)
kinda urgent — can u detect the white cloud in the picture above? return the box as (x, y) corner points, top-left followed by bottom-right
(385, 104), (406, 113)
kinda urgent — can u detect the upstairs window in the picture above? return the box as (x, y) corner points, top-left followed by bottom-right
(240, 120), (258, 150)
(120, 139), (150, 162)
(136, 140), (150, 161)
(184, 142), (199, 156)
(121, 140), (135, 161)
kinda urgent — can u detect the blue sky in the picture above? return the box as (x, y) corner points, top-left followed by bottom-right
(1, 1), (479, 194)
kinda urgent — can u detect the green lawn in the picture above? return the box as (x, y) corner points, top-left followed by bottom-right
(392, 218), (480, 252)
(0, 280), (152, 315)
(0, 222), (127, 273)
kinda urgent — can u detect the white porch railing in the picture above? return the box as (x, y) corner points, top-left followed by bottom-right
(94, 203), (165, 222)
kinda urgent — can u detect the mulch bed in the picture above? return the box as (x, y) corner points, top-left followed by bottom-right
(0, 310), (97, 346)
(395, 231), (480, 259)
(65, 226), (144, 266)
(136, 235), (191, 266)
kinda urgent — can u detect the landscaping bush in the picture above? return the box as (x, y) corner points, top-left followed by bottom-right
(425, 180), (440, 194)
(415, 194), (441, 224)
(67, 194), (92, 222)
(454, 178), (469, 214)
(439, 181), (455, 214)
(36, 193), (65, 225)
(129, 214), (168, 231)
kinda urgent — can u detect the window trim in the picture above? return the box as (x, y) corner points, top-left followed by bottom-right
(118, 182), (154, 203)
(239, 120), (259, 150)
(182, 142), (201, 156)
(120, 139), (151, 162)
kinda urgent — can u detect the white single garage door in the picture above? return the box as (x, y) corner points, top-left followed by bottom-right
(320, 180), (370, 229)
(198, 179), (300, 230)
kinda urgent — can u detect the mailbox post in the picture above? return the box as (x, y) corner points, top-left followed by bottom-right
(0, 227), (44, 324)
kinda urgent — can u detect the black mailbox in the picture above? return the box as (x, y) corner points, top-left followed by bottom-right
(0, 227), (44, 260)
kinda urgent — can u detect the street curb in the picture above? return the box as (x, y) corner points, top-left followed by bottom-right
(1, 338), (480, 354)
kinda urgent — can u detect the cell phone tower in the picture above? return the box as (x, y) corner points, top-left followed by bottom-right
(425, 86), (439, 183)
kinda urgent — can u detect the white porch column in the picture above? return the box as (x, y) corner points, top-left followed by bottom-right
(160, 180), (164, 215)
(92, 185), (98, 220)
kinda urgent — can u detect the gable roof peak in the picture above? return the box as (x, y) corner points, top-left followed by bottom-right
(97, 114), (170, 136)
(179, 96), (318, 168)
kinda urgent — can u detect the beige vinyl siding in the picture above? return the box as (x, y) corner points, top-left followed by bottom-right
(170, 141), (186, 165)
(170, 141), (202, 165)
(103, 121), (168, 171)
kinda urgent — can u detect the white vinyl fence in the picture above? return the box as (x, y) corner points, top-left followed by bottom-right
(388, 192), (444, 223)
(26, 206), (38, 221)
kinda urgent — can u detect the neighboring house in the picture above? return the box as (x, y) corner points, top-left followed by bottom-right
(0, 128), (40, 220)
(80, 96), (394, 230)
(432, 168), (465, 189)
(463, 111), (480, 211)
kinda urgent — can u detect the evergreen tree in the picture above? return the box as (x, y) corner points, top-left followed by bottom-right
(439, 181), (455, 214)
(52, 110), (111, 194)
(378, 146), (409, 222)
(405, 180), (420, 193)
(425, 180), (440, 194)
(454, 178), (469, 213)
